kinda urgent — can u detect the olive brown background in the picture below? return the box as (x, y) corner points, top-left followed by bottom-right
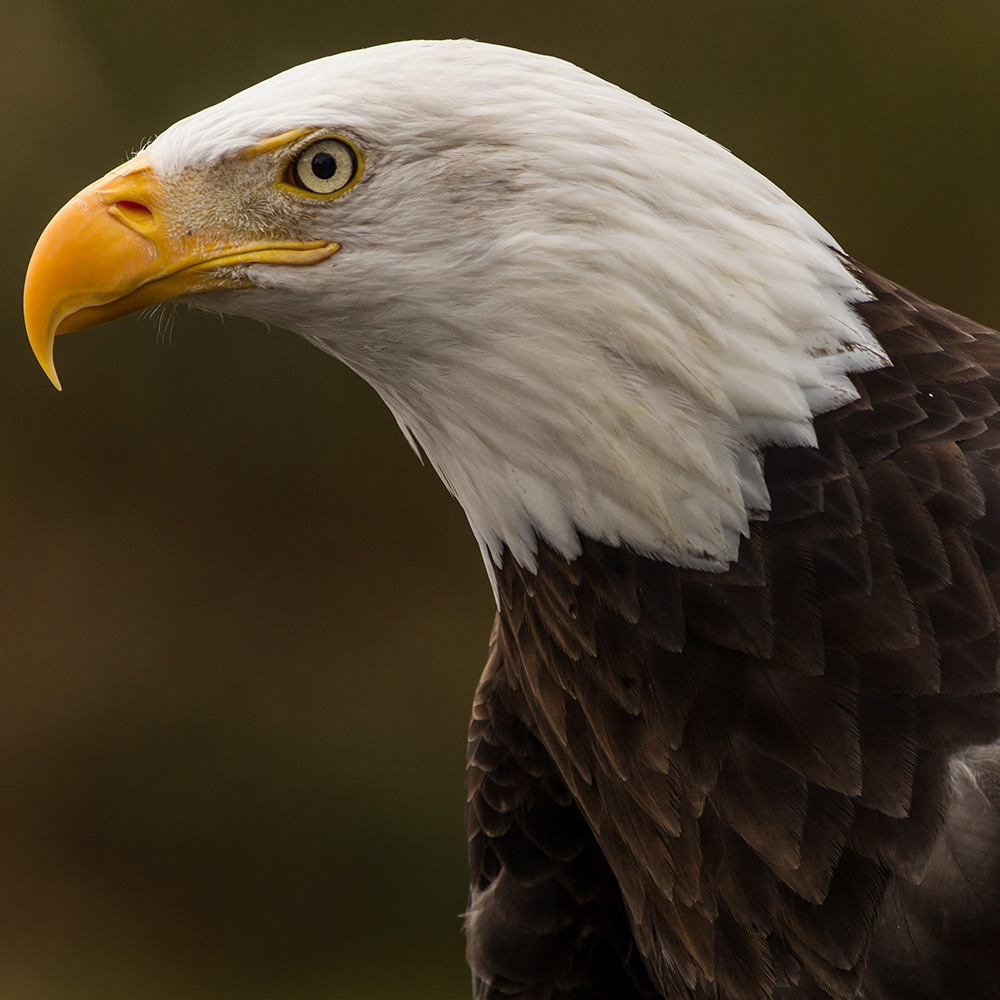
(4, 2), (1000, 997)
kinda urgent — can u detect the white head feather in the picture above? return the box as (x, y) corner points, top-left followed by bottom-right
(143, 39), (887, 581)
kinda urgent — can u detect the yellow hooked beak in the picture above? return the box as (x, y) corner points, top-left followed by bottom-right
(24, 155), (339, 389)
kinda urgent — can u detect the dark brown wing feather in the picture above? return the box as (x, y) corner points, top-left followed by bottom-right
(861, 746), (1000, 1000)
(466, 260), (1000, 998)
(466, 623), (658, 999)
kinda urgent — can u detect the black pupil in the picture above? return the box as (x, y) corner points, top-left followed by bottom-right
(311, 151), (338, 180)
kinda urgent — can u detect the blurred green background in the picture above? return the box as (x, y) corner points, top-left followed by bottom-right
(5, 1), (1000, 997)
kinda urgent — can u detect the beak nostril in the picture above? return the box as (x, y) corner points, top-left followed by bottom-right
(113, 200), (154, 224)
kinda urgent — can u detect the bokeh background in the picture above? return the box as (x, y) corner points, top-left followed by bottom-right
(5, 1), (1000, 997)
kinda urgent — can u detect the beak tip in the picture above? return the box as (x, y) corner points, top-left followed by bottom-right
(40, 353), (63, 392)
(24, 258), (63, 392)
(27, 333), (62, 391)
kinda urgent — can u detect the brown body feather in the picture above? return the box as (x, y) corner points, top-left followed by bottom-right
(465, 261), (1000, 999)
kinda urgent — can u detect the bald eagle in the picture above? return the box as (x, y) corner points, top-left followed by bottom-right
(23, 39), (1000, 1000)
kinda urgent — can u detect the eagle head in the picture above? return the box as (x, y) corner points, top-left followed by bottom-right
(24, 39), (886, 578)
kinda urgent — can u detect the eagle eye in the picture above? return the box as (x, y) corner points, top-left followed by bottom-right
(288, 137), (359, 195)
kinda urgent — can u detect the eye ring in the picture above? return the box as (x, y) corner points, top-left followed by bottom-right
(287, 137), (360, 195)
